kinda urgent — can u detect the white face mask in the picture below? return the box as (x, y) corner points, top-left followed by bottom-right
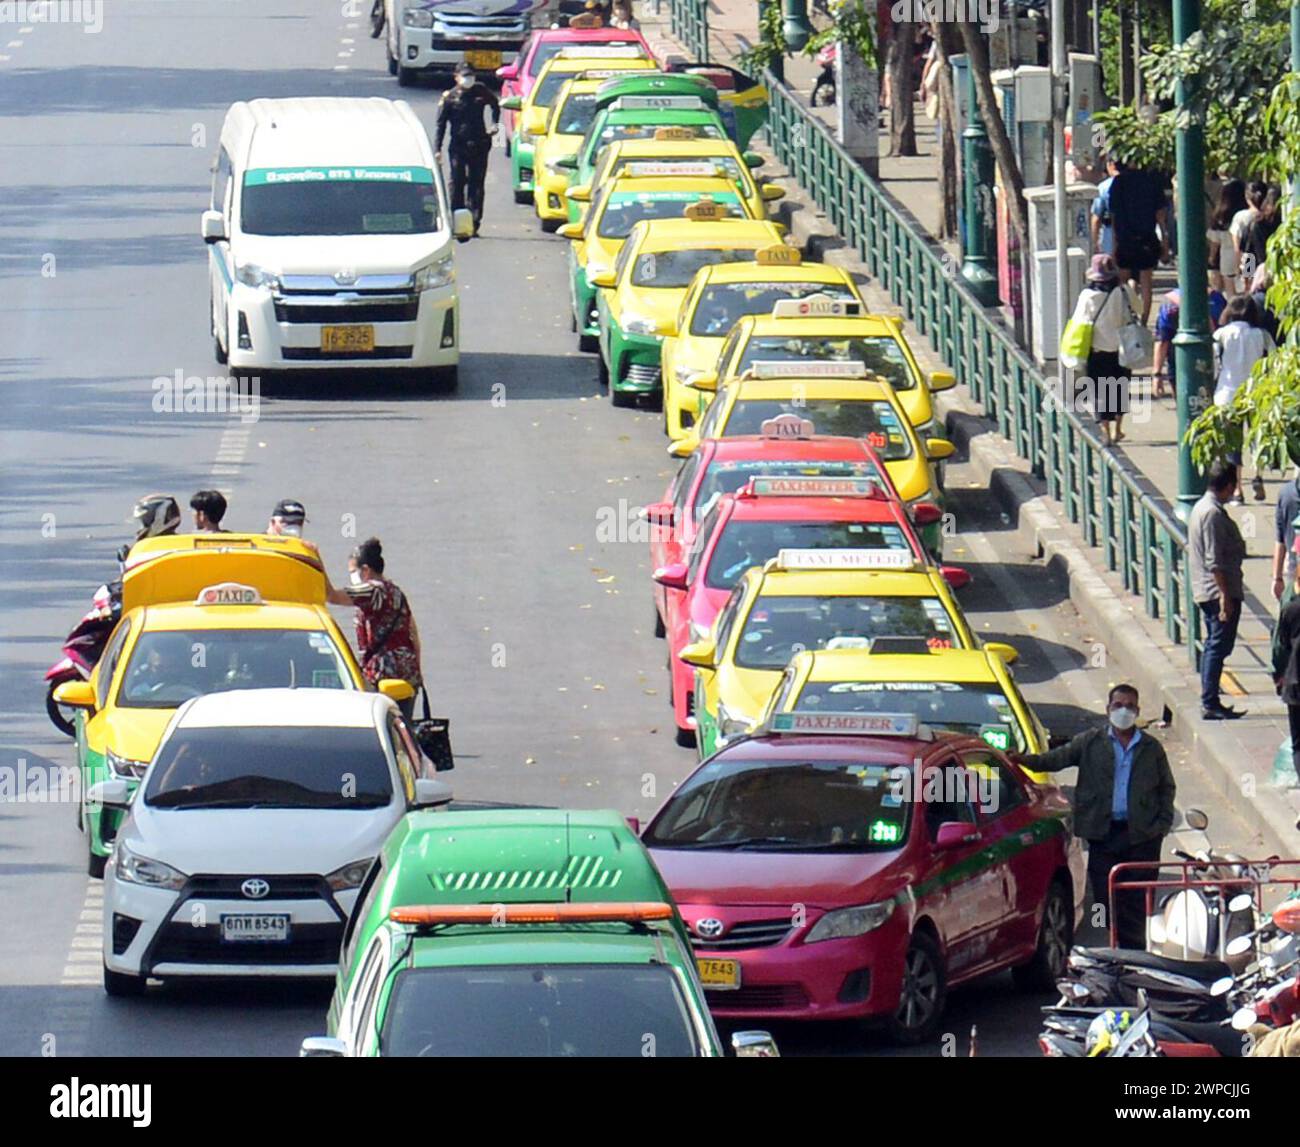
(457, 75), (474, 89)
(1109, 706), (1138, 731)
(349, 570), (363, 586)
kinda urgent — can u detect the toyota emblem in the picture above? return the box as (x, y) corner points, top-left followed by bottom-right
(241, 878), (270, 900)
(334, 269), (357, 286)
(694, 917), (725, 940)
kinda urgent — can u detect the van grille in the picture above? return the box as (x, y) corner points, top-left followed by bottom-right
(274, 296), (420, 324)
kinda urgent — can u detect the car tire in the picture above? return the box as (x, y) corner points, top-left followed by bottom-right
(211, 297), (228, 365)
(610, 387), (633, 408)
(88, 847), (106, 879)
(653, 604), (665, 638)
(1012, 878), (1073, 993)
(386, 48), (398, 77)
(597, 355), (609, 389)
(578, 333), (598, 354)
(46, 681), (76, 738)
(397, 65), (416, 87)
(667, 669), (696, 747)
(886, 930), (947, 1045)
(540, 217), (561, 234)
(103, 963), (147, 998)
(513, 188), (531, 205)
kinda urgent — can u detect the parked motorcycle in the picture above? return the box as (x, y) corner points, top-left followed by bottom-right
(45, 580), (119, 736)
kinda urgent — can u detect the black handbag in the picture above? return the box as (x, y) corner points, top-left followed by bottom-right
(411, 686), (454, 772)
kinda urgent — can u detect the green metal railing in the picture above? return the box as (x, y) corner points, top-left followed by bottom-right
(669, 0), (710, 62)
(762, 70), (1203, 663)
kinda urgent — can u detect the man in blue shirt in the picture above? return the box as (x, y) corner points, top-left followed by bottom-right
(1011, 684), (1176, 947)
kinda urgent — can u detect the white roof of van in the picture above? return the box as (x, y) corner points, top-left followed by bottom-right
(241, 98), (430, 169)
(176, 688), (386, 729)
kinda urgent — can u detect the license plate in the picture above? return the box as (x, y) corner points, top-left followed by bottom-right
(321, 325), (374, 353)
(696, 958), (741, 990)
(465, 50), (501, 70)
(220, 914), (290, 943)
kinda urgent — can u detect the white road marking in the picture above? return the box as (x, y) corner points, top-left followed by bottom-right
(7, 41), (23, 48)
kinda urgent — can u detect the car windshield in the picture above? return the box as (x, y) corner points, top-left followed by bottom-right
(693, 459), (883, 518)
(737, 336), (917, 390)
(705, 521), (912, 590)
(596, 192), (742, 238)
(380, 964), (699, 1057)
(632, 246), (758, 288)
(554, 92), (600, 135)
(691, 282), (855, 337)
(723, 399), (913, 460)
(241, 169), (441, 236)
(143, 726), (393, 810)
(734, 595), (957, 669)
(118, 629), (353, 708)
(644, 757), (911, 851)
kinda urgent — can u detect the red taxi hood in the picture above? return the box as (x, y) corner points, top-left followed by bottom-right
(688, 584), (730, 631)
(649, 846), (905, 911)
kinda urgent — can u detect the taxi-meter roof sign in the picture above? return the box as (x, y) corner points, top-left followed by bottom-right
(771, 293), (862, 318)
(776, 548), (915, 570)
(744, 476), (880, 498)
(771, 711), (920, 736)
(750, 360), (870, 380)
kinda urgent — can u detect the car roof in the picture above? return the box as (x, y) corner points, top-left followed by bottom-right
(741, 313), (901, 336)
(694, 261), (857, 287)
(800, 647), (998, 683)
(136, 601), (333, 630)
(637, 219), (780, 250)
(702, 435), (883, 463)
(174, 688), (382, 729)
(754, 566), (943, 597)
(603, 138), (743, 159)
(710, 731), (931, 767)
(601, 107), (720, 123)
(533, 27), (650, 45)
(240, 98), (429, 168)
(605, 174), (742, 197)
(729, 377), (894, 399)
(722, 493), (904, 524)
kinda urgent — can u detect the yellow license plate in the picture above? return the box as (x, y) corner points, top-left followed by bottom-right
(696, 958), (741, 990)
(465, 50), (502, 70)
(321, 325), (375, 353)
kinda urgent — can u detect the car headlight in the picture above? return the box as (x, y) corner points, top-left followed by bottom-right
(804, 900), (896, 943)
(114, 842), (187, 890)
(403, 9), (433, 27)
(414, 254), (454, 291)
(717, 702), (756, 740)
(105, 750), (148, 780)
(234, 261), (277, 289)
(622, 314), (661, 337)
(326, 858), (375, 892)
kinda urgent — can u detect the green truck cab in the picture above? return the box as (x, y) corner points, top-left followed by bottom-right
(304, 808), (777, 1058)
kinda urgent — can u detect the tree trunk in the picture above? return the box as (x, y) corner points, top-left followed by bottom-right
(888, 21), (918, 158)
(933, 21), (962, 241)
(957, 22), (1029, 253)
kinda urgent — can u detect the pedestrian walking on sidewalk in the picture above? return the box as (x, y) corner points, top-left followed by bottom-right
(1188, 460), (1248, 721)
(1230, 181), (1267, 294)
(1066, 254), (1136, 447)
(1110, 161), (1169, 325)
(1009, 684), (1175, 949)
(1090, 156), (1119, 258)
(1151, 286), (1226, 399)
(1213, 294), (1275, 503)
(1272, 479), (1300, 601)
(1271, 547), (1300, 775)
(609, 0), (639, 30)
(1207, 179), (1246, 298)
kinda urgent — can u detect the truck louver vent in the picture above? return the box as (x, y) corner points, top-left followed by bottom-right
(433, 856), (625, 892)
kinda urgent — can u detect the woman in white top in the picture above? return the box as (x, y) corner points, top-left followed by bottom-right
(1213, 292), (1276, 502)
(1207, 178), (1245, 296)
(1067, 253), (1140, 446)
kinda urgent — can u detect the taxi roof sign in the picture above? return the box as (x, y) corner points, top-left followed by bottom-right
(613, 95), (707, 111)
(771, 293), (862, 318)
(750, 360), (870, 380)
(770, 711), (920, 737)
(578, 69), (632, 80)
(195, 581), (263, 606)
(683, 197), (724, 221)
(755, 244), (802, 266)
(759, 413), (816, 439)
(653, 125), (699, 140)
(742, 475), (881, 498)
(624, 161), (721, 178)
(775, 548), (915, 570)
(558, 45), (646, 58)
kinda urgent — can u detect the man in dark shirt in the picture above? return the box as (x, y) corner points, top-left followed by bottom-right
(1272, 473), (1300, 600)
(435, 62), (500, 238)
(1272, 543), (1300, 774)
(1109, 162), (1168, 324)
(1187, 461), (1247, 720)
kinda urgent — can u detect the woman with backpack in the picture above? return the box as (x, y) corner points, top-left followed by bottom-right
(1062, 254), (1141, 447)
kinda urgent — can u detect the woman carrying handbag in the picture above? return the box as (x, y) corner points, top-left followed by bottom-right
(1062, 254), (1141, 447)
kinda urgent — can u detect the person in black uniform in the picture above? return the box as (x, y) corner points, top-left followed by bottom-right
(435, 62), (500, 238)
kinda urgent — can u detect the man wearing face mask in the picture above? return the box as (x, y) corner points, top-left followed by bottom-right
(1008, 684), (1176, 948)
(435, 62), (500, 239)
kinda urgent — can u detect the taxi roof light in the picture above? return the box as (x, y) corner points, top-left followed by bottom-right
(769, 710), (925, 738)
(755, 244), (802, 266)
(774, 547), (917, 571)
(749, 360), (870, 380)
(623, 161), (723, 178)
(770, 292), (863, 318)
(194, 581), (263, 606)
(683, 197), (725, 221)
(739, 475), (883, 499)
(759, 413), (817, 439)
(557, 45), (647, 58)
(653, 125), (699, 140)
(612, 95), (706, 111)
(389, 902), (675, 927)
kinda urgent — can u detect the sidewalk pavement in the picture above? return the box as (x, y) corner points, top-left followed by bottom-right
(641, 1), (1300, 853)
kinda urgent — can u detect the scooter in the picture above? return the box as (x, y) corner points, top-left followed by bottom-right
(1146, 844), (1258, 965)
(45, 580), (119, 736)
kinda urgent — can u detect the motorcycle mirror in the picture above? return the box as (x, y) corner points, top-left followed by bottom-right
(1183, 807), (1209, 831)
(1228, 893), (1254, 913)
(1226, 935), (1254, 958)
(1231, 1006), (1257, 1032)
(1210, 976), (1235, 997)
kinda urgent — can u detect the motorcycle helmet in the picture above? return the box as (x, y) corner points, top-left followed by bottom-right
(131, 494), (182, 541)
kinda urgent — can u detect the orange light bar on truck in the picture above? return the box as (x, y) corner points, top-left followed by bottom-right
(389, 902), (675, 926)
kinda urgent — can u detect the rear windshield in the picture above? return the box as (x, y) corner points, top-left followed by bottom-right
(597, 191), (742, 239)
(705, 521), (911, 590)
(143, 725), (393, 810)
(736, 336), (917, 391)
(723, 399), (913, 460)
(381, 965), (699, 1057)
(554, 92), (600, 135)
(241, 168), (441, 236)
(692, 282), (855, 337)
(632, 246), (758, 288)
(694, 458), (884, 518)
(118, 629), (353, 708)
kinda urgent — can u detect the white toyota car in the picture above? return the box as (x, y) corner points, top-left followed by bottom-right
(98, 689), (452, 996)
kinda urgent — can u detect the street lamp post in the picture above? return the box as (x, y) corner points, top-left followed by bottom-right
(1172, 0), (1215, 518)
(961, 64), (1000, 306)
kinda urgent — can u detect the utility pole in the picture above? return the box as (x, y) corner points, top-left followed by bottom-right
(1173, 0), (1215, 517)
(1052, 0), (1069, 367)
(961, 64), (999, 306)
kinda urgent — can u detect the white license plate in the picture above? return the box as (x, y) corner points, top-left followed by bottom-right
(220, 913), (290, 943)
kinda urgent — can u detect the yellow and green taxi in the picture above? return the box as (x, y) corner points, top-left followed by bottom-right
(53, 536), (409, 877)
(307, 808), (776, 1057)
(501, 49), (657, 203)
(679, 548), (978, 759)
(706, 301), (958, 440)
(531, 74), (624, 230)
(660, 250), (863, 441)
(757, 646), (1045, 769)
(595, 206), (785, 405)
(560, 173), (756, 353)
(672, 363), (954, 549)
(571, 133), (778, 224)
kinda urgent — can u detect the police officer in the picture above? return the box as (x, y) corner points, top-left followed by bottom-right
(435, 62), (500, 238)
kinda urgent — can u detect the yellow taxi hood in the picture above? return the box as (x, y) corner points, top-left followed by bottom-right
(122, 536), (325, 612)
(672, 332), (727, 373)
(90, 706), (175, 763)
(728, 665), (782, 720)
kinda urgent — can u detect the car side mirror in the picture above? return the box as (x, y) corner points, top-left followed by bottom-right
(643, 501), (675, 527)
(940, 565), (971, 590)
(557, 222), (584, 241)
(691, 370), (718, 392)
(496, 64), (519, 82)
(679, 639), (717, 669)
(413, 778), (454, 808)
(935, 821), (980, 849)
(523, 109), (548, 136)
(377, 678), (415, 703)
(652, 562), (689, 590)
(300, 1036), (347, 1058)
(925, 438), (956, 461)
(498, 94), (522, 111)
(591, 270), (616, 289)
(668, 436), (698, 458)
(760, 183), (785, 202)
(984, 641), (1019, 665)
(53, 679), (96, 710)
(452, 209), (474, 240)
(87, 779), (131, 810)
(731, 1030), (779, 1057)
(742, 151), (765, 169)
(929, 369), (957, 393)
(200, 208), (226, 243)
(568, 183), (593, 203)
(554, 154), (578, 170)
(910, 501), (942, 527)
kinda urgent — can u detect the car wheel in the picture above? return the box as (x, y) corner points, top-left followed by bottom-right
(397, 65), (416, 87)
(88, 847), (106, 879)
(103, 963), (146, 998)
(578, 333), (599, 354)
(513, 187), (531, 205)
(886, 930), (947, 1045)
(610, 387), (633, 408)
(540, 217), (561, 234)
(1012, 878), (1073, 992)
(667, 668), (696, 748)
(597, 355), (609, 389)
(211, 297), (228, 365)
(653, 604), (665, 639)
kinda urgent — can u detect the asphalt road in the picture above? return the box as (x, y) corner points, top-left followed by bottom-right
(0, 0), (1258, 1058)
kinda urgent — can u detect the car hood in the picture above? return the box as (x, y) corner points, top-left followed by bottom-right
(123, 805), (401, 877)
(91, 707), (175, 763)
(230, 234), (448, 279)
(650, 847), (903, 911)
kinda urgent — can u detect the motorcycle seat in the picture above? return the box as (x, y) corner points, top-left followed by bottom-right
(1154, 1018), (1244, 1058)
(1076, 946), (1232, 982)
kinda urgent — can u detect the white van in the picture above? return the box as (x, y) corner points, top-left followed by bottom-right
(202, 97), (473, 388)
(384, 0), (555, 87)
